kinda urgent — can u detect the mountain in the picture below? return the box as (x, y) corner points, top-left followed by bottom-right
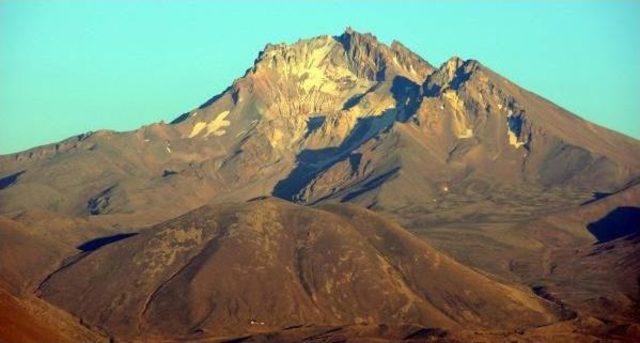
(1, 28), (639, 342)
(0, 288), (106, 343)
(38, 199), (556, 340)
(1, 28), (637, 227)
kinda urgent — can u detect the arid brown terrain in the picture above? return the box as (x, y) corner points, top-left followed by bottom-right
(1, 29), (639, 342)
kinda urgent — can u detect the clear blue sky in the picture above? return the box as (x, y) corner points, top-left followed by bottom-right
(1, 1), (639, 154)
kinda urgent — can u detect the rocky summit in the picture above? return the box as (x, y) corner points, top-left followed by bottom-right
(1, 29), (639, 342)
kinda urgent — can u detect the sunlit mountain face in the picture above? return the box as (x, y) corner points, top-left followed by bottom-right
(1, 29), (639, 342)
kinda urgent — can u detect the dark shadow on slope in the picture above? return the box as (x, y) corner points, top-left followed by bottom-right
(343, 93), (366, 110)
(390, 76), (422, 122)
(587, 207), (640, 243)
(272, 110), (396, 201)
(348, 153), (362, 174)
(273, 75), (426, 202)
(304, 116), (326, 139)
(423, 82), (442, 98)
(404, 328), (448, 340)
(341, 167), (400, 202)
(170, 111), (191, 125)
(581, 192), (613, 206)
(423, 60), (476, 98)
(171, 86), (233, 124)
(342, 83), (382, 111)
(271, 163), (319, 202)
(198, 86), (232, 109)
(531, 285), (577, 321)
(87, 186), (116, 215)
(77, 233), (138, 252)
(582, 178), (640, 206)
(507, 114), (523, 137)
(0, 171), (25, 190)
(169, 87), (235, 124)
(449, 61), (475, 90)
(163, 169), (178, 177)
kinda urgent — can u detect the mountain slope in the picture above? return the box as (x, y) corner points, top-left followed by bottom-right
(1, 28), (639, 342)
(38, 199), (555, 341)
(0, 288), (106, 343)
(1, 28), (637, 228)
(279, 56), (640, 211)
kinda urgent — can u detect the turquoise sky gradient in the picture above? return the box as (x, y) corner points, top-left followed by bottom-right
(1, 1), (639, 154)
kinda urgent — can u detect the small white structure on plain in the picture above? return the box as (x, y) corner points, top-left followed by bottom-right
(166, 146), (172, 153)
(443, 185), (449, 192)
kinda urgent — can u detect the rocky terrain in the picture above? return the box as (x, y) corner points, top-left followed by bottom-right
(1, 28), (639, 342)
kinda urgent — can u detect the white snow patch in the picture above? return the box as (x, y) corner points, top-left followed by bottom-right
(189, 111), (231, 138)
(457, 128), (474, 139)
(189, 122), (207, 137)
(507, 129), (525, 149)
